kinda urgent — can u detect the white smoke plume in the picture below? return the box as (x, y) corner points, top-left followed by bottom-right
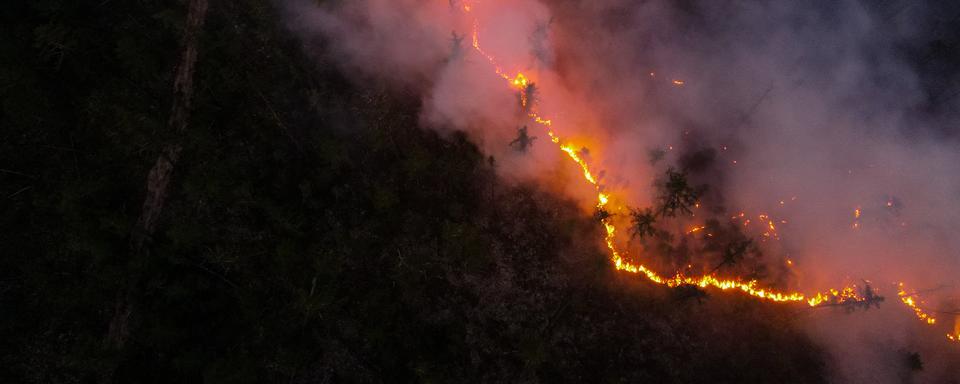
(283, 0), (960, 381)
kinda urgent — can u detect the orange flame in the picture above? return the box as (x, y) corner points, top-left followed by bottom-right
(463, 10), (957, 344)
(511, 73), (529, 89)
(470, 12), (859, 306)
(898, 283), (937, 325)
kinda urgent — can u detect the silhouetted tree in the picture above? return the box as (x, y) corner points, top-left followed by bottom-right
(906, 351), (923, 372)
(672, 284), (709, 304)
(629, 207), (658, 239)
(842, 282), (885, 312)
(710, 237), (752, 273)
(594, 206), (612, 222)
(449, 31), (464, 59)
(521, 82), (538, 112)
(510, 125), (536, 152)
(657, 168), (703, 217)
(648, 148), (666, 165)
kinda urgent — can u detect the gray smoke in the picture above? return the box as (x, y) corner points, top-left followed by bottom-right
(283, 0), (960, 381)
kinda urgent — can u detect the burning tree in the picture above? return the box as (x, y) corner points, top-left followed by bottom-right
(814, 282), (885, 312)
(841, 282), (885, 312)
(520, 82), (538, 112)
(594, 206), (612, 222)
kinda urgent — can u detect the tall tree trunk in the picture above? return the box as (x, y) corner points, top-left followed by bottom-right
(106, 0), (209, 351)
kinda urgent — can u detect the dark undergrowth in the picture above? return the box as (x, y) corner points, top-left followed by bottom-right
(0, 1), (833, 383)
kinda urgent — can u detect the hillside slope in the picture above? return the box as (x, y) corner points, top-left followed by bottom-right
(2, 2), (828, 383)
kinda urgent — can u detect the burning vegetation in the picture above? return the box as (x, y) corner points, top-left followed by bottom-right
(460, 1), (960, 347)
(6, 0), (960, 383)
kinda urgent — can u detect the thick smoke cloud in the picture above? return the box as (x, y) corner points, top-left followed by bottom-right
(284, 0), (960, 381)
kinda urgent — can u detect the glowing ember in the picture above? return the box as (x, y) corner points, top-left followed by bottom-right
(897, 283), (937, 325)
(511, 73), (529, 89)
(852, 206), (861, 229)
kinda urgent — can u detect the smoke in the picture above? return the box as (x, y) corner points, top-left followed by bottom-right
(284, 0), (960, 381)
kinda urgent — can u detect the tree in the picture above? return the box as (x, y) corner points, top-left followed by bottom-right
(841, 282), (885, 312)
(520, 82), (538, 112)
(449, 31), (464, 60)
(629, 207), (658, 239)
(672, 284), (709, 304)
(657, 168), (703, 217)
(108, 0), (210, 351)
(648, 148), (666, 165)
(594, 206), (612, 222)
(905, 351), (923, 372)
(710, 237), (752, 273)
(510, 125), (536, 152)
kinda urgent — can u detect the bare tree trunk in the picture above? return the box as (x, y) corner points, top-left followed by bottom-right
(131, 0), (208, 253)
(106, 0), (209, 351)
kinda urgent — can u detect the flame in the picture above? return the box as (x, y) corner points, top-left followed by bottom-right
(954, 319), (960, 342)
(897, 283), (937, 325)
(471, 20), (513, 83)
(852, 206), (861, 229)
(470, 11), (859, 306)
(511, 73), (529, 89)
(950, 313), (960, 343)
(463, 10), (958, 344)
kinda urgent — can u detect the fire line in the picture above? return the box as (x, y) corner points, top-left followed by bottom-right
(461, 5), (955, 344)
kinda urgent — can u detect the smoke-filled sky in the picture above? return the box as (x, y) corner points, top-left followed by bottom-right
(284, 0), (960, 381)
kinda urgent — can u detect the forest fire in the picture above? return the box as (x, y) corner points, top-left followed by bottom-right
(13, 1), (960, 382)
(462, 3), (955, 344)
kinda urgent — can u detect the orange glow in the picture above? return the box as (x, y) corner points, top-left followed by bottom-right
(463, 10), (957, 345)
(897, 283), (937, 325)
(511, 73), (529, 89)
